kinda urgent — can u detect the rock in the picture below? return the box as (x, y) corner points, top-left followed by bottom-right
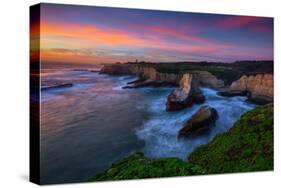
(127, 78), (146, 85)
(247, 95), (273, 105)
(123, 80), (175, 89)
(166, 74), (194, 111)
(229, 74), (273, 98)
(41, 83), (73, 91)
(131, 66), (181, 85)
(166, 74), (205, 111)
(191, 71), (225, 89)
(218, 74), (273, 104)
(192, 88), (206, 104)
(217, 90), (248, 97)
(178, 105), (218, 138)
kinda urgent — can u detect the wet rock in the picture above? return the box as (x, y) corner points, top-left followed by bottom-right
(178, 105), (218, 138)
(217, 90), (248, 97)
(122, 80), (175, 89)
(41, 83), (73, 91)
(166, 74), (205, 111)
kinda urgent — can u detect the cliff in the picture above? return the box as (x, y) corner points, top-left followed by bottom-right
(100, 63), (273, 104)
(131, 66), (181, 84)
(101, 63), (225, 89)
(191, 71), (224, 89)
(230, 74), (273, 98)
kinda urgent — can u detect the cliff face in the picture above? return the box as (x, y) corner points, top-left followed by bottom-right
(230, 74), (273, 99)
(191, 71), (224, 89)
(131, 66), (181, 84)
(180, 74), (193, 95)
(101, 64), (224, 88)
(100, 64), (273, 104)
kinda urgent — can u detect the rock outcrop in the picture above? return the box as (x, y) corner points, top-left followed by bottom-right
(131, 66), (181, 84)
(218, 74), (273, 104)
(178, 105), (218, 138)
(191, 71), (225, 89)
(100, 63), (273, 105)
(124, 66), (181, 88)
(100, 64), (225, 90)
(230, 74), (273, 97)
(166, 74), (205, 111)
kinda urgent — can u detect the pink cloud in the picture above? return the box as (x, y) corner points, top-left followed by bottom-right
(217, 16), (263, 28)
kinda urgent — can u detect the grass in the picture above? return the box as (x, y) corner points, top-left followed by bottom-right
(188, 104), (273, 174)
(89, 152), (206, 182)
(89, 104), (273, 181)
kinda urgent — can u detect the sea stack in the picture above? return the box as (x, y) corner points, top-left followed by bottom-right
(178, 105), (218, 138)
(166, 74), (205, 111)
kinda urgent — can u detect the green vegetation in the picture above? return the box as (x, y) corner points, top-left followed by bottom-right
(89, 152), (206, 181)
(189, 104), (273, 174)
(89, 104), (273, 181)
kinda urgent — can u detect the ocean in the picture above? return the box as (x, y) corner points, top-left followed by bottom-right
(39, 63), (256, 184)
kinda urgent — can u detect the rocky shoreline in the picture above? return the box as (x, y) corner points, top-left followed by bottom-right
(89, 104), (273, 181)
(100, 61), (273, 105)
(91, 61), (273, 181)
(99, 61), (273, 139)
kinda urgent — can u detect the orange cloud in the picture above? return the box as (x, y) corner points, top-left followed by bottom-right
(41, 22), (146, 47)
(39, 20), (236, 63)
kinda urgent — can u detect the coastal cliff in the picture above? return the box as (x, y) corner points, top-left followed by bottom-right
(131, 66), (181, 84)
(219, 74), (273, 104)
(230, 74), (273, 98)
(100, 62), (273, 105)
(101, 63), (225, 89)
(191, 71), (224, 89)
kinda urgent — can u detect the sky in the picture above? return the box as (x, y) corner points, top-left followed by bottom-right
(31, 3), (274, 64)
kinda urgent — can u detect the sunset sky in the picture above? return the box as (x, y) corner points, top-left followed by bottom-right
(32, 3), (273, 64)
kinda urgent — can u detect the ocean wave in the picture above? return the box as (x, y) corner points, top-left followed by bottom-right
(136, 87), (256, 160)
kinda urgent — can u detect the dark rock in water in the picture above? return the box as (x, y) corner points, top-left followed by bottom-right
(166, 88), (193, 111)
(217, 88), (273, 105)
(127, 78), (146, 85)
(192, 88), (205, 104)
(123, 80), (176, 89)
(90, 70), (100, 73)
(41, 83), (73, 91)
(178, 105), (218, 138)
(247, 95), (273, 105)
(217, 90), (247, 97)
(166, 74), (205, 111)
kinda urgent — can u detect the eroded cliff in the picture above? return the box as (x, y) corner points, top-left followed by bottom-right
(230, 74), (273, 98)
